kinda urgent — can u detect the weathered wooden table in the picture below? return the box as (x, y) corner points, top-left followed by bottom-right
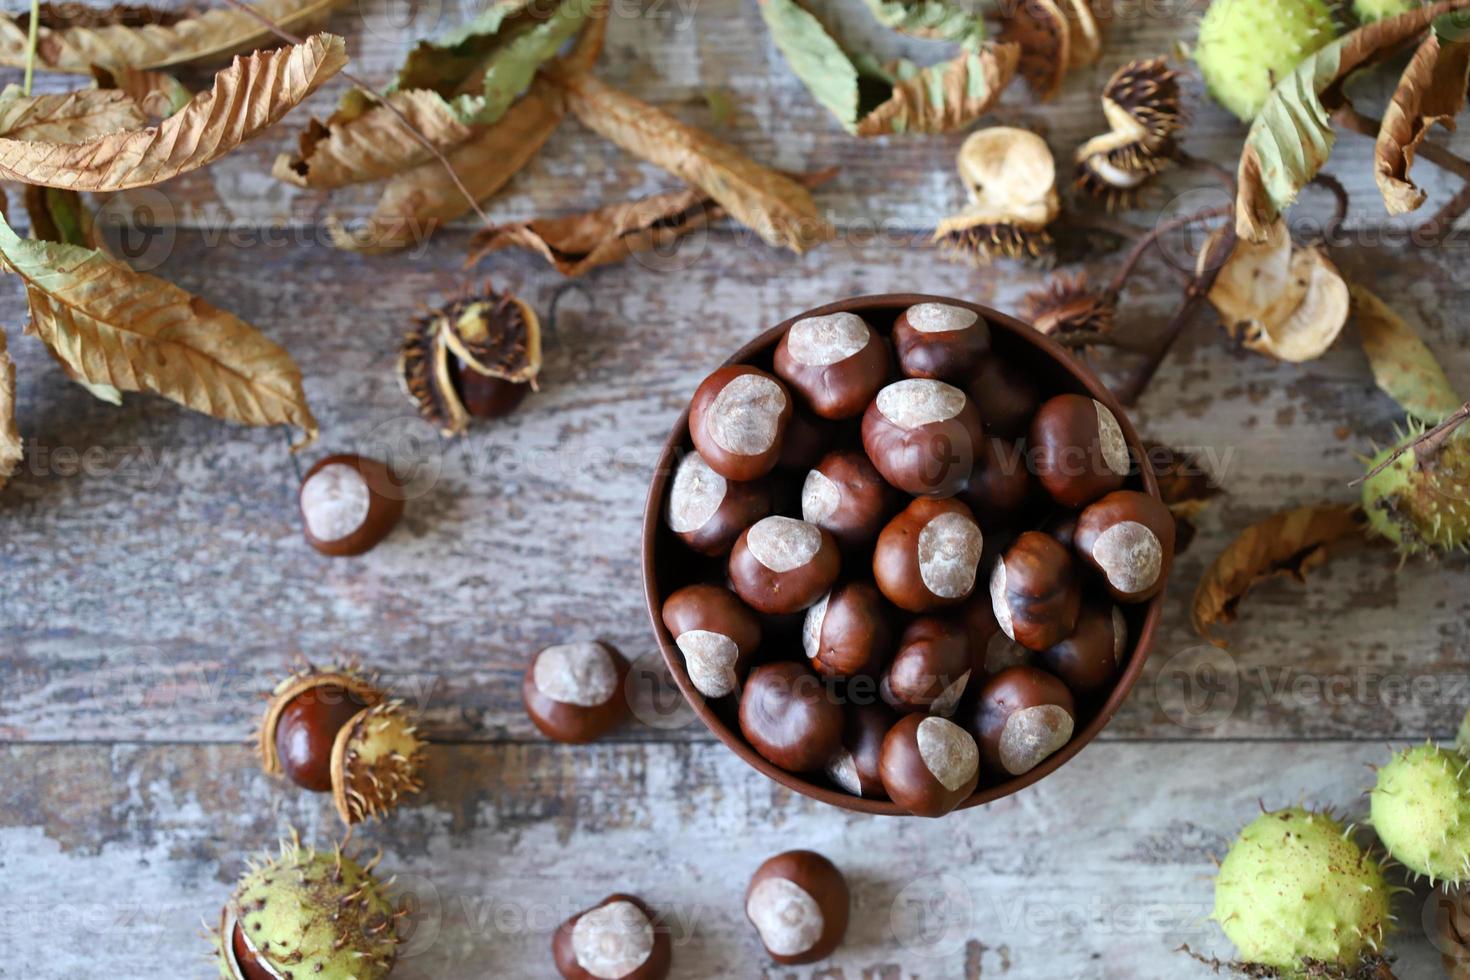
(3, 2), (1468, 976)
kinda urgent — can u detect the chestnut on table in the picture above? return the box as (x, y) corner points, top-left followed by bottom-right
(522, 642), (631, 744)
(745, 851), (850, 965)
(553, 894), (671, 980)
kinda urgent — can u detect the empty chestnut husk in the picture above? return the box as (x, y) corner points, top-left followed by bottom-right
(662, 584), (762, 699)
(967, 666), (1076, 778)
(873, 497), (984, 613)
(664, 451), (772, 556)
(892, 302), (991, 382)
(879, 713), (980, 817)
(1029, 394), (1131, 507)
(745, 851), (850, 964)
(1074, 489), (1175, 603)
(739, 661), (844, 773)
(523, 642), (631, 743)
(861, 379), (985, 498)
(774, 311), (891, 419)
(689, 365), (793, 481)
(729, 516), (841, 615)
(553, 894), (671, 980)
(989, 531), (1081, 651)
(803, 581), (894, 678)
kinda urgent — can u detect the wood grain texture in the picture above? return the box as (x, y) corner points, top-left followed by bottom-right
(0, 741), (1448, 978)
(1, 230), (1466, 743)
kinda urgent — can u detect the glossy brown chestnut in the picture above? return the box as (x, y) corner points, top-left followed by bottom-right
(1041, 510), (1079, 550)
(273, 683), (375, 792)
(860, 379), (985, 498)
(1074, 490), (1176, 603)
(664, 451), (772, 556)
(825, 701), (897, 798)
(777, 410), (834, 471)
(774, 312), (891, 419)
(989, 532), (1081, 652)
(739, 662), (844, 773)
(959, 595), (1034, 678)
(298, 454), (405, 557)
(689, 365), (793, 481)
(230, 922), (275, 980)
(523, 642), (631, 744)
(967, 666), (1076, 778)
(745, 851), (850, 965)
(873, 498), (984, 613)
(878, 712), (980, 817)
(1029, 394), (1131, 508)
(455, 359), (530, 418)
(1040, 600), (1128, 699)
(801, 450), (896, 553)
(661, 584), (761, 699)
(728, 517), (841, 615)
(803, 581), (893, 678)
(968, 355), (1041, 439)
(960, 437), (1033, 530)
(892, 302), (991, 383)
(553, 894), (671, 980)
(881, 617), (972, 715)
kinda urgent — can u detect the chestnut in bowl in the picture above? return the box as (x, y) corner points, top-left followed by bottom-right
(1030, 393), (1131, 508)
(966, 666), (1076, 779)
(880, 617), (972, 715)
(1075, 490), (1176, 603)
(802, 450), (895, 554)
(873, 497), (984, 613)
(729, 516), (841, 615)
(892, 301), (990, 382)
(689, 365), (793, 481)
(645, 294), (1167, 817)
(861, 379), (984, 498)
(774, 311), (890, 419)
(664, 451), (771, 556)
(989, 531), (1080, 652)
(661, 584), (761, 699)
(879, 713), (980, 817)
(739, 662), (844, 773)
(803, 581), (893, 678)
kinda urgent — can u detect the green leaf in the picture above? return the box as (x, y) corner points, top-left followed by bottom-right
(1350, 283), (1462, 422)
(861, 0), (985, 45)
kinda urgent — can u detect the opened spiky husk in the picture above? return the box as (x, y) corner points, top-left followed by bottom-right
(1020, 272), (1116, 347)
(258, 665), (383, 779)
(1370, 743), (1470, 884)
(936, 126), (1059, 266)
(331, 701), (426, 826)
(214, 832), (400, 980)
(1075, 57), (1183, 211)
(1212, 806), (1393, 974)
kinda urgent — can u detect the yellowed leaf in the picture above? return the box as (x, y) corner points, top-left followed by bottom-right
(1192, 504), (1363, 643)
(329, 77), (567, 255)
(0, 84), (144, 141)
(1351, 282), (1462, 422)
(0, 0), (351, 73)
(1375, 32), (1470, 216)
(548, 70), (833, 253)
(0, 34), (345, 191)
(0, 325), (20, 487)
(0, 213), (317, 446)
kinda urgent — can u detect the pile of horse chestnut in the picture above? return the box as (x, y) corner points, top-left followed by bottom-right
(659, 301), (1175, 818)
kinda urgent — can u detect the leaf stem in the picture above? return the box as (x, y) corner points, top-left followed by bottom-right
(215, 0), (493, 229)
(23, 0), (39, 96)
(1102, 204), (1233, 301)
(1352, 401), (1470, 486)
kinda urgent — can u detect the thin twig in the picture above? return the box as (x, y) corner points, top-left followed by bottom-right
(1413, 180), (1470, 246)
(1351, 401), (1470, 486)
(1103, 204), (1233, 300)
(1117, 222), (1239, 407)
(1309, 171), (1349, 244)
(1335, 106), (1470, 182)
(1173, 149), (1237, 193)
(23, 0), (39, 96)
(216, 0), (492, 228)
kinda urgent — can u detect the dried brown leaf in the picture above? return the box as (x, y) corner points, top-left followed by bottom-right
(1375, 31), (1470, 215)
(1143, 442), (1225, 555)
(0, 85), (145, 141)
(0, 213), (317, 447)
(1350, 282), (1462, 422)
(0, 0), (350, 73)
(0, 34), (345, 191)
(466, 168), (837, 277)
(549, 70), (833, 253)
(329, 77), (567, 255)
(91, 64), (192, 118)
(1192, 504), (1363, 642)
(999, 0), (1070, 100)
(855, 44), (1020, 137)
(0, 325), (20, 488)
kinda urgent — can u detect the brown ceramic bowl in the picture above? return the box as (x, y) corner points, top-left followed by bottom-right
(641, 295), (1166, 816)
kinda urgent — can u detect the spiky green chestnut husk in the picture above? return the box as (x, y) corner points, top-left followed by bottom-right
(1213, 807), (1392, 973)
(1362, 431), (1470, 557)
(1193, 0), (1337, 121)
(1371, 744), (1470, 884)
(1457, 707), (1470, 757)
(215, 834), (399, 979)
(1354, 0), (1418, 21)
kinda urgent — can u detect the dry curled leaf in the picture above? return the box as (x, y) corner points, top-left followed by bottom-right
(91, 64), (192, 118)
(0, 34), (345, 191)
(1143, 442), (1224, 555)
(467, 168), (837, 277)
(759, 0), (1017, 136)
(0, 84), (145, 141)
(329, 77), (567, 255)
(0, 0), (349, 73)
(1350, 283), (1462, 422)
(1192, 503), (1363, 642)
(1235, 1), (1454, 241)
(0, 213), (317, 447)
(0, 325), (20, 488)
(999, 0), (1071, 100)
(275, 0), (592, 190)
(548, 70), (834, 254)
(1375, 30), (1470, 215)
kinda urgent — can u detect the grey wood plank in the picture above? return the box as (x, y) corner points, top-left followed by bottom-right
(0, 230), (1466, 744)
(0, 740), (1447, 978)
